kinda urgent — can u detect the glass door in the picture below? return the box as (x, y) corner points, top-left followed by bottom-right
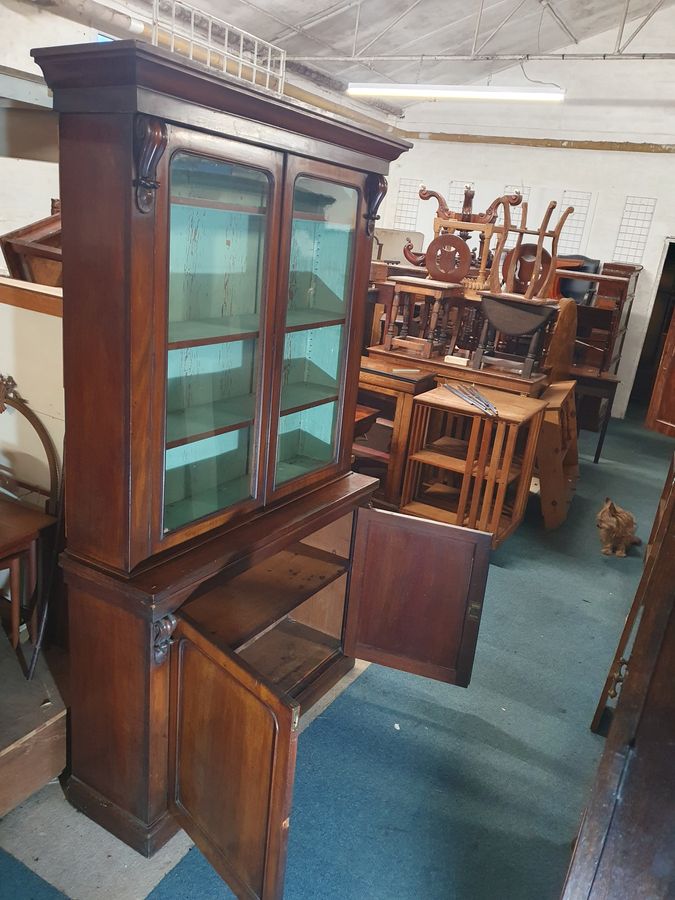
(268, 161), (365, 498)
(162, 144), (279, 535)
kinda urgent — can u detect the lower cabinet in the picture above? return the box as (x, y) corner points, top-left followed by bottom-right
(168, 506), (491, 899)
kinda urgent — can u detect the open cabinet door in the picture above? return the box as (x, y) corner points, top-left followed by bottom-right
(344, 507), (491, 687)
(168, 617), (299, 900)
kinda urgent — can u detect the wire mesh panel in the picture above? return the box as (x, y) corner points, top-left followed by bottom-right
(393, 178), (423, 231)
(141, 0), (286, 93)
(613, 196), (657, 264)
(557, 190), (592, 256)
(447, 180), (474, 212)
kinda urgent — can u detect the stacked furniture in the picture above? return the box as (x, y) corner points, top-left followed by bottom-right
(35, 39), (494, 900)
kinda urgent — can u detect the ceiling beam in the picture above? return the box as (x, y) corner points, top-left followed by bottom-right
(475, 0), (528, 55)
(288, 52), (675, 61)
(271, 0), (361, 44)
(355, 0), (425, 57)
(614, 0), (632, 53)
(539, 0), (578, 45)
(620, 0), (666, 52)
(471, 0), (486, 56)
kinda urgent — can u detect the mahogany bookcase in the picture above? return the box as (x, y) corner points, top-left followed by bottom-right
(34, 40), (492, 900)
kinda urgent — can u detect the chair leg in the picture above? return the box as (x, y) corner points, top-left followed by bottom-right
(9, 555), (22, 650)
(28, 540), (38, 641)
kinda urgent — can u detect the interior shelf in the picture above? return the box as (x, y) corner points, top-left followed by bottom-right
(411, 436), (521, 484)
(179, 542), (349, 652)
(168, 315), (260, 348)
(170, 196), (266, 215)
(166, 394), (256, 448)
(276, 455), (332, 484)
(280, 383), (339, 416)
(164, 473), (252, 533)
(285, 308), (345, 332)
(238, 619), (342, 703)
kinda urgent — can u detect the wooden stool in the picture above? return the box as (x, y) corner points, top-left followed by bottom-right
(400, 383), (547, 547)
(0, 498), (55, 649)
(535, 381), (579, 530)
(384, 276), (465, 359)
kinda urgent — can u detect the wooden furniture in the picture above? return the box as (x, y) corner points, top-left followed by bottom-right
(400, 384), (547, 547)
(591, 453), (674, 734)
(534, 381), (578, 530)
(353, 403), (378, 437)
(367, 343), (548, 397)
(355, 357), (436, 504)
(472, 293), (559, 378)
(0, 200), (62, 287)
(562, 459), (675, 899)
(567, 364), (620, 463)
(646, 288), (675, 437)
(0, 497), (55, 649)
(0, 276), (62, 318)
(35, 39), (497, 899)
(383, 276), (466, 358)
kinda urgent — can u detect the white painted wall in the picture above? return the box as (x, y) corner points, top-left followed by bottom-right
(401, 7), (675, 144)
(0, 1), (88, 490)
(380, 10), (675, 416)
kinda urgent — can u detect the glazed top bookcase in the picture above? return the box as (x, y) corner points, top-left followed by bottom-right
(34, 41), (497, 900)
(34, 39), (407, 575)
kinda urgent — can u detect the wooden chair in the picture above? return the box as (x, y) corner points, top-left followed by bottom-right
(0, 374), (59, 651)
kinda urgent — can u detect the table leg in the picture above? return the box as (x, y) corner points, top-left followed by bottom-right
(9, 555), (22, 650)
(594, 385), (617, 464)
(386, 393), (414, 504)
(28, 540), (38, 641)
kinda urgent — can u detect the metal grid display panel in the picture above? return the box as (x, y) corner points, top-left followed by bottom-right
(614, 196), (657, 265)
(393, 178), (422, 232)
(557, 190), (592, 256)
(447, 180), (474, 213)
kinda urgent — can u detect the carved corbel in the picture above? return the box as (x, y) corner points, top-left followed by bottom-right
(364, 174), (388, 237)
(153, 613), (177, 664)
(134, 116), (168, 214)
(0, 374), (21, 413)
(418, 185), (452, 219)
(477, 192), (522, 225)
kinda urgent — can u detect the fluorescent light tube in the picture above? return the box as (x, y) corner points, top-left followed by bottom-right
(346, 83), (565, 102)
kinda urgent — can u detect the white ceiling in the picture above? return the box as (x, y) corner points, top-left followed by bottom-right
(191, 0), (675, 90)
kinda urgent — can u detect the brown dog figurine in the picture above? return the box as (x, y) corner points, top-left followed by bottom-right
(596, 497), (642, 557)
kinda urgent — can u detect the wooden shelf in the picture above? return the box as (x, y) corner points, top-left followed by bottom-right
(164, 474), (252, 533)
(411, 436), (520, 484)
(170, 196), (266, 215)
(280, 383), (339, 416)
(166, 394), (255, 448)
(400, 500), (459, 526)
(276, 454), (333, 484)
(180, 543), (348, 652)
(168, 315), (260, 349)
(239, 619), (342, 707)
(285, 308), (345, 332)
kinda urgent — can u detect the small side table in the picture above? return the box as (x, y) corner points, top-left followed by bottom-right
(384, 276), (466, 359)
(0, 497), (55, 649)
(568, 364), (620, 463)
(401, 383), (547, 547)
(355, 358), (436, 504)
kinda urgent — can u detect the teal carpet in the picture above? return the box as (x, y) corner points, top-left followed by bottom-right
(2, 412), (673, 900)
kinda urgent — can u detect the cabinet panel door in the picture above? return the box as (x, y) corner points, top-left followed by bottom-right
(169, 617), (298, 900)
(344, 508), (491, 687)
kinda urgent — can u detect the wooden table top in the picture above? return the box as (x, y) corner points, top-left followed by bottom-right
(360, 357), (437, 389)
(0, 497), (55, 555)
(389, 275), (465, 294)
(568, 364), (620, 383)
(416, 383), (548, 423)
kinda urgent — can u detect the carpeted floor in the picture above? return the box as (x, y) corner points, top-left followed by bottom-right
(1, 410), (672, 900)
